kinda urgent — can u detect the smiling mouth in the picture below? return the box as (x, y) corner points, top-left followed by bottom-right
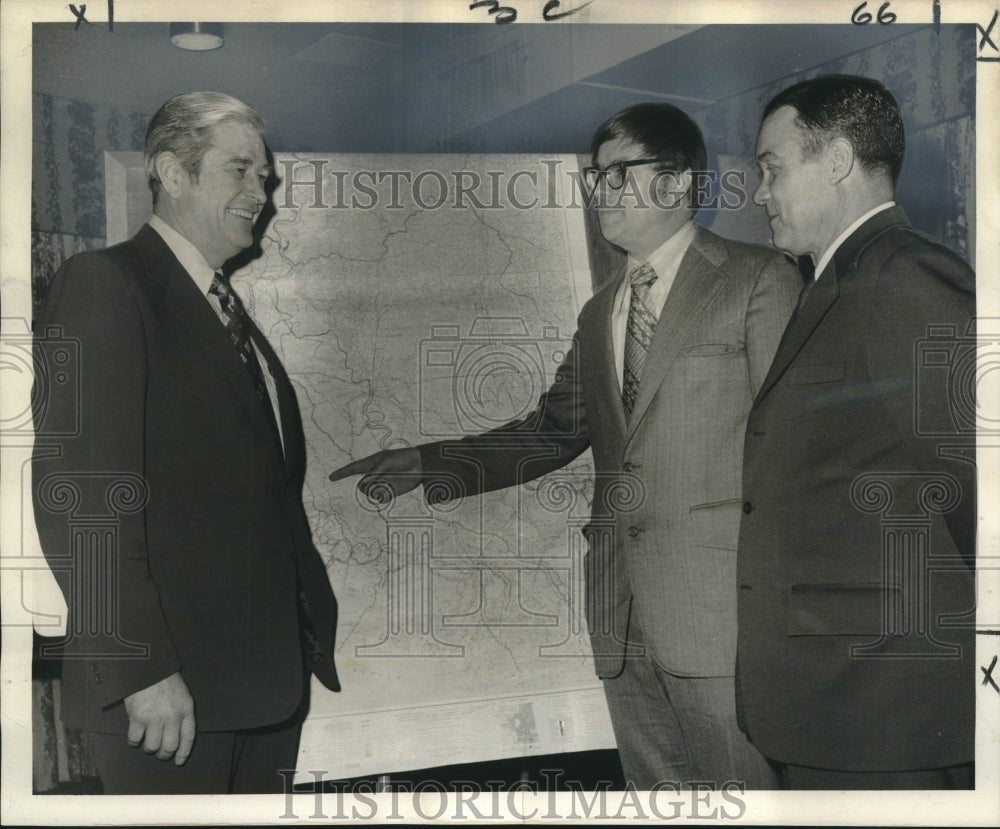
(228, 208), (256, 221)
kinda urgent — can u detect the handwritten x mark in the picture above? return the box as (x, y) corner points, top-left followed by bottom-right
(977, 10), (999, 60)
(982, 655), (999, 693)
(68, 4), (91, 30)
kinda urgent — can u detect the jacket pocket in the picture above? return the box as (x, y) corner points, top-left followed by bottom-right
(689, 498), (741, 551)
(683, 342), (743, 357)
(786, 362), (845, 384)
(787, 583), (900, 636)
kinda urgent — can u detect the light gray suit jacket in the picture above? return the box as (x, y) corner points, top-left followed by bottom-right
(421, 224), (800, 678)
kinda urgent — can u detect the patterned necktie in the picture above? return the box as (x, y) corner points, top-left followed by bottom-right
(622, 262), (659, 419)
(209, 273), (281, 437)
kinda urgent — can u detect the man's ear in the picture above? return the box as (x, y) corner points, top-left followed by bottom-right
(653, 168), (692, 209)
(828, 137), (855, 185)
(153, 152), (188, 200)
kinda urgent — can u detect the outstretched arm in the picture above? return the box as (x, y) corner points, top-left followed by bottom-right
(329, 329), (591, 504)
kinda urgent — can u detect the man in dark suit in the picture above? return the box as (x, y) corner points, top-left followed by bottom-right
(331, 104), (800, 788)
(738, 75), (976, 789)
(31, 91), (339, 794)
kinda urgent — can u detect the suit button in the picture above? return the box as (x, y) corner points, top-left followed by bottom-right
(627, 525), (642, 538)
(742, 501), (754, 515)
(89, 663), (98, 672)
(622, 461), (641, 472)
(95, 674), (103, 683)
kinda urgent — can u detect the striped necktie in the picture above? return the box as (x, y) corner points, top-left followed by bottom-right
(209, 273), (280, 437)
(622, 262), (659, 419)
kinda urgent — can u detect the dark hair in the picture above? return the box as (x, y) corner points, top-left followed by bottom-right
(763, 75), (905, 185)
(145, 91), (265, 204)
(590, 103), (707, 174)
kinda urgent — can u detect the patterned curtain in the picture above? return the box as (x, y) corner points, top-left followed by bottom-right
(33, 637), (99, 792)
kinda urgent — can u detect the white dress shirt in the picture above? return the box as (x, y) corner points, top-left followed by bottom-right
(148, 215), (284, 450)
(812, 201), (895, 281)
(611, 220), (697, 390)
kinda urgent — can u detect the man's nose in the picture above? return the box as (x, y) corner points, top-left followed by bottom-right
(247, 174), (267, 203)
(753, 180), (768, 206)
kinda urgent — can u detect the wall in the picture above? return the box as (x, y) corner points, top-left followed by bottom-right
(695, 25), (975, 263)
(31, 26), (976, 312)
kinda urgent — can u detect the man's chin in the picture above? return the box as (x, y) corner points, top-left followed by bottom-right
(771, 232), (792, 253)
(231, 231), (254, 250)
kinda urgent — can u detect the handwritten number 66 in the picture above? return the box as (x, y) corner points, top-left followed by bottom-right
(852, 1), (897, 24)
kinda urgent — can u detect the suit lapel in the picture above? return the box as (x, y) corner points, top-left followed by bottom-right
(753, 206), (908, 404)
(249, 322), (301, 473)
(582, 262), (629, 438)
(753, 268), (839, 403)
(625, 227), (729, 440)
(135, 226), (287, 470)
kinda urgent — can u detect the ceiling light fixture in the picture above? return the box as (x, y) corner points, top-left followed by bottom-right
(169, 23), (225, 52)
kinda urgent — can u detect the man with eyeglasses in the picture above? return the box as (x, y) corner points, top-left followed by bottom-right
(331, 103), (800, 788)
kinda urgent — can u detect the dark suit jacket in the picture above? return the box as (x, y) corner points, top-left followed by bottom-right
(421, 225), (800, 679)
(736, 206), (976, 771)
(32, 224), (339, 734)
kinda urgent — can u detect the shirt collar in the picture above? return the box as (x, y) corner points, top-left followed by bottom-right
(625, 220), (697, 281)
(812, 201), (895, 281)
(148, 214), (218, 295)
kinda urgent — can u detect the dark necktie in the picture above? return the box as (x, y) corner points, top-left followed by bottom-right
(795, 256), (817, 312)
(797, 254), (815, 285)
(209, 273), (281, 438)
(622, 262), (659, 419)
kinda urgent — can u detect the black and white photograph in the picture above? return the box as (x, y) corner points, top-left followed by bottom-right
(1, 0), (997, 824)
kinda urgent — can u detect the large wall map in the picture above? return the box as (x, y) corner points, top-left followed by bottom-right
(119, 153), (615, 778)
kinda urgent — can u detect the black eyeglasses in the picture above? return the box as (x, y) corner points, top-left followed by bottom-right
(582, 159), (666, 190)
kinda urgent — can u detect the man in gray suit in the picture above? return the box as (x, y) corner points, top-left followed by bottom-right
(331, 104), (800, 788)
